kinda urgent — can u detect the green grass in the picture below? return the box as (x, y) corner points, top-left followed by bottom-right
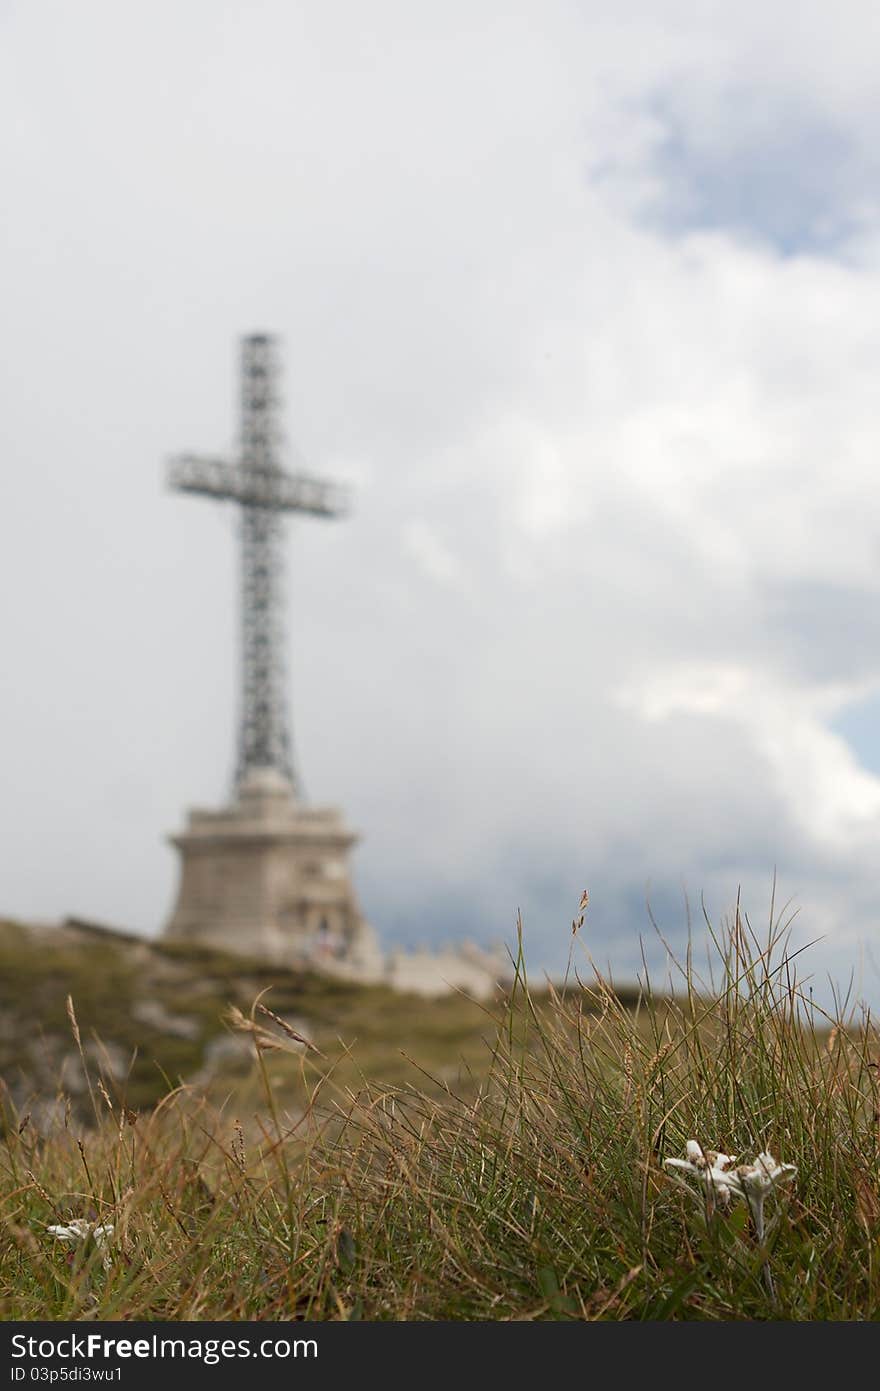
(1, 903), (878, 1320)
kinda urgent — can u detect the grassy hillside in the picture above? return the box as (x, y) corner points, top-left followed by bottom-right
(1, 911), (877, 1320)
(0, 920), (504, 1120)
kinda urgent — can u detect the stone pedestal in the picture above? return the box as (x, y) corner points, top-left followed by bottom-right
(164, 767), (381, 970)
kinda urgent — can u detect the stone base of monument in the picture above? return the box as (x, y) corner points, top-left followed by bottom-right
(164, 766), (383, 972)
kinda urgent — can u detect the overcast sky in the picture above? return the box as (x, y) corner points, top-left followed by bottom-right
(4, 1), (880, 1002)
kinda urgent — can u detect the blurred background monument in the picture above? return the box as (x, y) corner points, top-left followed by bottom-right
(164, 334), (381, 973)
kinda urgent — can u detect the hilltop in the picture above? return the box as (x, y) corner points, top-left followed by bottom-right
(0, 917), (509, 1125)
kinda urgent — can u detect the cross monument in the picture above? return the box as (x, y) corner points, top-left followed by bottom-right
(162, 334), (380, 972)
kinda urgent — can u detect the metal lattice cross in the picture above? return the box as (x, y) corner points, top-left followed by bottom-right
(168, 334), (346, 796)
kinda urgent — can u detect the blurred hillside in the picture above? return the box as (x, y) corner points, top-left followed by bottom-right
(0, 918), (508, 1126)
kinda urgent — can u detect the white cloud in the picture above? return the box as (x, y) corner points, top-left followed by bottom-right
(619, 662), (880, 848)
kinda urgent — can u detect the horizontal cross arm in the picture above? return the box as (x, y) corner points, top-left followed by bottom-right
(168, 454), (346, 516)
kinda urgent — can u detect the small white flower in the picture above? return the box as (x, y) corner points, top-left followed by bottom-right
(731, 1149), (797, 1300)
(664, 1141), (738, 1205)
(735, 1151), (798, 1199)
(47, 1219), (114, 1271)
(732, 1151), (797, 1241)
(663, 1141), (796, 1302)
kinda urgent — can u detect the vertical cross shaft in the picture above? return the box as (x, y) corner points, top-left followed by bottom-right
(168, 333), (346, 800)
(238, 335), (296, 790)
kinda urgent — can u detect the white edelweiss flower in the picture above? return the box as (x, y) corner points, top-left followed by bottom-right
(705, 1150), (738, 1175)
(47, 1220), (92, 1243)
(664, 1142), (738, 1205)
(734, 1148), (797, 1267)
(757, 1151), (797, 1185)
(47, 1219), (114, 1271)
(736, 1151), (798, 1199)
(664, 1140), (796, 1302)
(704, 1170), (733, 1204)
